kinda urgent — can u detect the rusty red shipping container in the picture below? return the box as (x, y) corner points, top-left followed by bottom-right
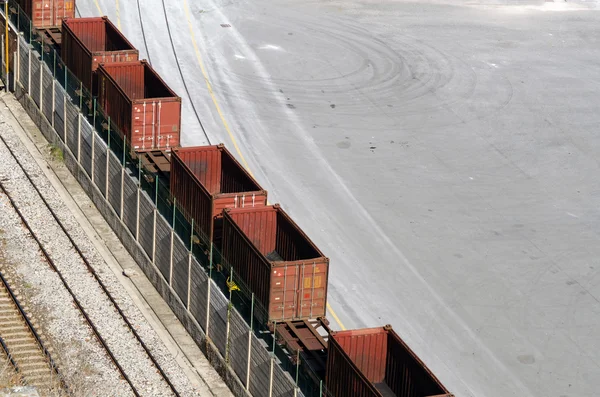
(16, 0), (75, 28)
(170, 144), (268, 243)
(96, 61), (181, 151)
(326, 325), (453, 397)
(61, 17), (138, 95)
(221, 205), (329, 324)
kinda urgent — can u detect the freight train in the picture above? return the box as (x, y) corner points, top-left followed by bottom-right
(14, 1), (454, 396)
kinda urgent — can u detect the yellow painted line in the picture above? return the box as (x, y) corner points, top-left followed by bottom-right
(182, 0), (253, 177)
(115, 0), (121, 30)
(93, 0), (102, 14)
(327, 302), (346, 330)
(182, 0), (347, 331)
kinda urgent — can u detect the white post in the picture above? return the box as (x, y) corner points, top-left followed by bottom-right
(77, 113), (81, 162)
(187, 253), (192, 309)
(51, 79), (55, 127)
(13, 51), (16, 92)
(135, 187), (140, 242)
(268, 357), (274, 397)
(27, 47), (30, 94)
(105, 152), (110, 199)
(63, 92), (67, 143)
(225, 272), (232, 363)
(169, 230), (174, 286)
(105, 148), (110, 199)
(16, 38), (19, 86)
(205, 278), (211, 337)
(39, 59), (42, 110)
(120, 167), (125, 221)
(187, 219), (194, 310)
(152, 208), (157, 264)
(1, 34), (5, 84)
(91, 122), (95, 184)
(246, 332), (252, 389)
(245, 293), (254, 390)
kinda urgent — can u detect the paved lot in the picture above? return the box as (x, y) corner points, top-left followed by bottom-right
(78, 1), (600, 396)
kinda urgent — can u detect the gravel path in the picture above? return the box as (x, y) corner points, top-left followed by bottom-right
(0, 109), (205, 396)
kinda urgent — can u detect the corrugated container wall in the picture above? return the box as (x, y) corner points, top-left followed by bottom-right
(221, 205), (329, 324)
(326, 326), (452, 397)
(96, 61), (181, 151)
(170, 144), (268, 243)
(61, 17), (138, 95)
(17, 0), (75, 28)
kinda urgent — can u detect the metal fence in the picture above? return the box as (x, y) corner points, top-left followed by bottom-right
(0, 1), (339, 395)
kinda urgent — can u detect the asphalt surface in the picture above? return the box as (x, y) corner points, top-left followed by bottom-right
(76, 1), (600, 396)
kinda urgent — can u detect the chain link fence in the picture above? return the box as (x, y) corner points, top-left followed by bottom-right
(0, 1), (341, 395)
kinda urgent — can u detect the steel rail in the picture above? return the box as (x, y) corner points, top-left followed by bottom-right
(0, 271), (66, 390)
(0, 132), (179, 396)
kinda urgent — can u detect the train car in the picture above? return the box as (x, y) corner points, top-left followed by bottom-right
(16, 0), (75, 29)
(326, 325), (453, 397)
(170, 144), (268, 244)
(61, 17), (139, 95)
(96, 60), (181, 152)
(220, 204), (329, 324)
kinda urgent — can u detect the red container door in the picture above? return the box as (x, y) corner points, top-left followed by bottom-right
(132, 100), (180, 151)
(269, 260), (327, 322)
(33, 0), (51, 27)
(33, 0), (75, 28)
(156, 101), (181, 150)
(54, 0), (74, 26)
(297, 261), (327, 319)
(270, 265), (300, 322)
(132, 102), (155, 151)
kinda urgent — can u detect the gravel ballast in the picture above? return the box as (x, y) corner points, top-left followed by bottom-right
(0, 108), (207, 396)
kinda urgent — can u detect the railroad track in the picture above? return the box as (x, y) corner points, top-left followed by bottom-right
(0, 271), (63, 391)
(0, 132), (180, 397)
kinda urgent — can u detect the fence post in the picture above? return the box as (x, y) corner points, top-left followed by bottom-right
(225, 268), (233, 363)
(152, 181), (157, 264)
(106, 120), (110, 198)
(245, 293), (254, 390)
(136, 157), (141, 242)
(120, 142), (125, 221)
(51, 51), (55, 126)
(27, 47), (30, 94)
(269, 357), (274, 397)
(169, 200), (175, 287)
(136, 188), (140, 242)
(187, 218), (194, 310)
(205, 228), (211, 338)
(187, 252), (192, 310)
(13, 50), (16, 92)
(2, 34), (5, 87)
(63, 84), (66, 142)
(91, 99), (96, 183)
(39, 54), (42, 110)
(16, 34), (19, 86)
(51, 80), (55, 126)
(77, 112), (81, 162)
